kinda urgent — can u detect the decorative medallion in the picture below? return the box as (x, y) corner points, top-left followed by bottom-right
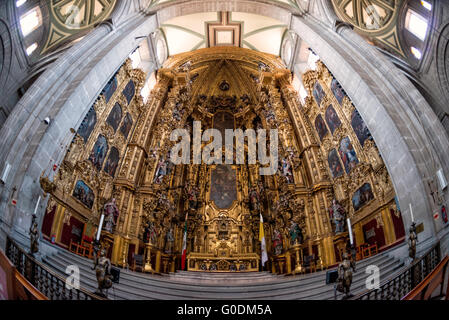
(43, 0), (117, 53)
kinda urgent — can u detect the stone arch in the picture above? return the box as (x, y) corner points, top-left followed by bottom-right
(0, 19), (12, 92)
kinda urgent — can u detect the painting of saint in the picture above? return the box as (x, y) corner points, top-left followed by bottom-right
(103, 76), (117, 103)
(351, 110), (372, 147)
(106, 103), (122, 132)
(77, 107), (96, 143)
(352, 183), (375, 211)
(89, 135), (108, 171)
(73, 180), (95, 209)
(313, 82), (325, 107)
(325, 105), (341, 134)
(331, 78), (345, 105)
(123, 80), (135, 104)
(339, 137), (359, 174)
(120, 113), (133, 139)
(104, 147), (120, 177)
(315, 114), (328, 141)
(210, 164), (237, 209)
(328, 149), (344, 178)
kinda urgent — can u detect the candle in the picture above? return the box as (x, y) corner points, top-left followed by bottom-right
(409, 203), (414, 222)
(347, 218), (354, 245)
(96, 214), (105, 241)
(33, 196), (41, 214)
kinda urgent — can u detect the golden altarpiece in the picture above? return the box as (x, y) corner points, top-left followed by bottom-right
(40, 47), (405, 274)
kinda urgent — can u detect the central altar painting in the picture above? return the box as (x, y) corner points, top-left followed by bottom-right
(211, 165), (237, 209)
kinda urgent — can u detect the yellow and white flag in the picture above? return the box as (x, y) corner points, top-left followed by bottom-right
(259, 213), (268, 266)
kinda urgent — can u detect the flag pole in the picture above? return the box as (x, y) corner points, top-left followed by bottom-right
(181, 212), (188, 271)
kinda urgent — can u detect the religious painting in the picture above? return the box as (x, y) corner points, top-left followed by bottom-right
(104, 147), (119, 177)
(325, 105), (341, 134)
(210, 164), (237, 209)
(339, 137), (359, 174)
(352, 183), (375, 211)
(77, 106), (96, 143)
(83, 222), (96, 243)
(214, 111), (234, 137)
(123, 80), (135, 104)
(72, 180), (95, 209)
(328, 149), (344, 178)
(106, 103), (122, 132)
(103, 76), (117, 103)
(331, 78), (345, 105)
(89, 135), (108, 171)
(313, 81), (325, 107)
(314, 114), (328, 141)
(120, 113), (133, 139)
(351, 110), (372, 147)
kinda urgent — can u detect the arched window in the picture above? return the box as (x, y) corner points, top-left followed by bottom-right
(20, 6), (42, 37)
(405, 9), (428, 41)
(16, 0), (27, 7)
(26, 43), (38, 56)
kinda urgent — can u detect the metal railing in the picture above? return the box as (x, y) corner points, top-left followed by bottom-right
(5, 236), (103, 300)
(352, 241), (441, 300)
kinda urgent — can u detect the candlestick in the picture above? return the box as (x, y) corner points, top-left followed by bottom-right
(409, 203), (414, 222)
(96, 214), (105, 241)
(347, 218), (354, 245)
(33, 196), (41, 214)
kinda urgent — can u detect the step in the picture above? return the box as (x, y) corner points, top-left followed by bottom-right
(53, 248), (394, 289)
(43, 251), (403, 300)
(49, 251), (397, 293)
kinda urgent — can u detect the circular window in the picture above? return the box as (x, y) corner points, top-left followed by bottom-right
(154, 29), (168, 66)
(281, 31), (295, 67)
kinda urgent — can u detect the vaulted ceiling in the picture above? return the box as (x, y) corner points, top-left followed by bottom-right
(160, 11), (288, 57)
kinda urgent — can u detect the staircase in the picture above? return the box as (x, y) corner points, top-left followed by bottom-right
(41, 245), (405, 300)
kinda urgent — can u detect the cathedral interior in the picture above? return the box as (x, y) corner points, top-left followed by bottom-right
(0, 0), (449, 302)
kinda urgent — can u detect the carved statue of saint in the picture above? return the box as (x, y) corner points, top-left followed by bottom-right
(272, 228), (283, 255)
(103, 198), (119, 233)
(93, 247), (113, 298)
(154, 157), (168, 184)
(147, 221), (158, 245)
(165, 227), (174, 254)
(337, 252), (356, 299)
(249, 186), (260, 212)
(408, 222), (417, 260)
(289, 221), (303, 245)
(29, 214), (39, 255)
(257, 180), (265, 198)
(329, 199), (346, 234)
(185, 183), (199, 210)
(280, 158), (293, 183)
